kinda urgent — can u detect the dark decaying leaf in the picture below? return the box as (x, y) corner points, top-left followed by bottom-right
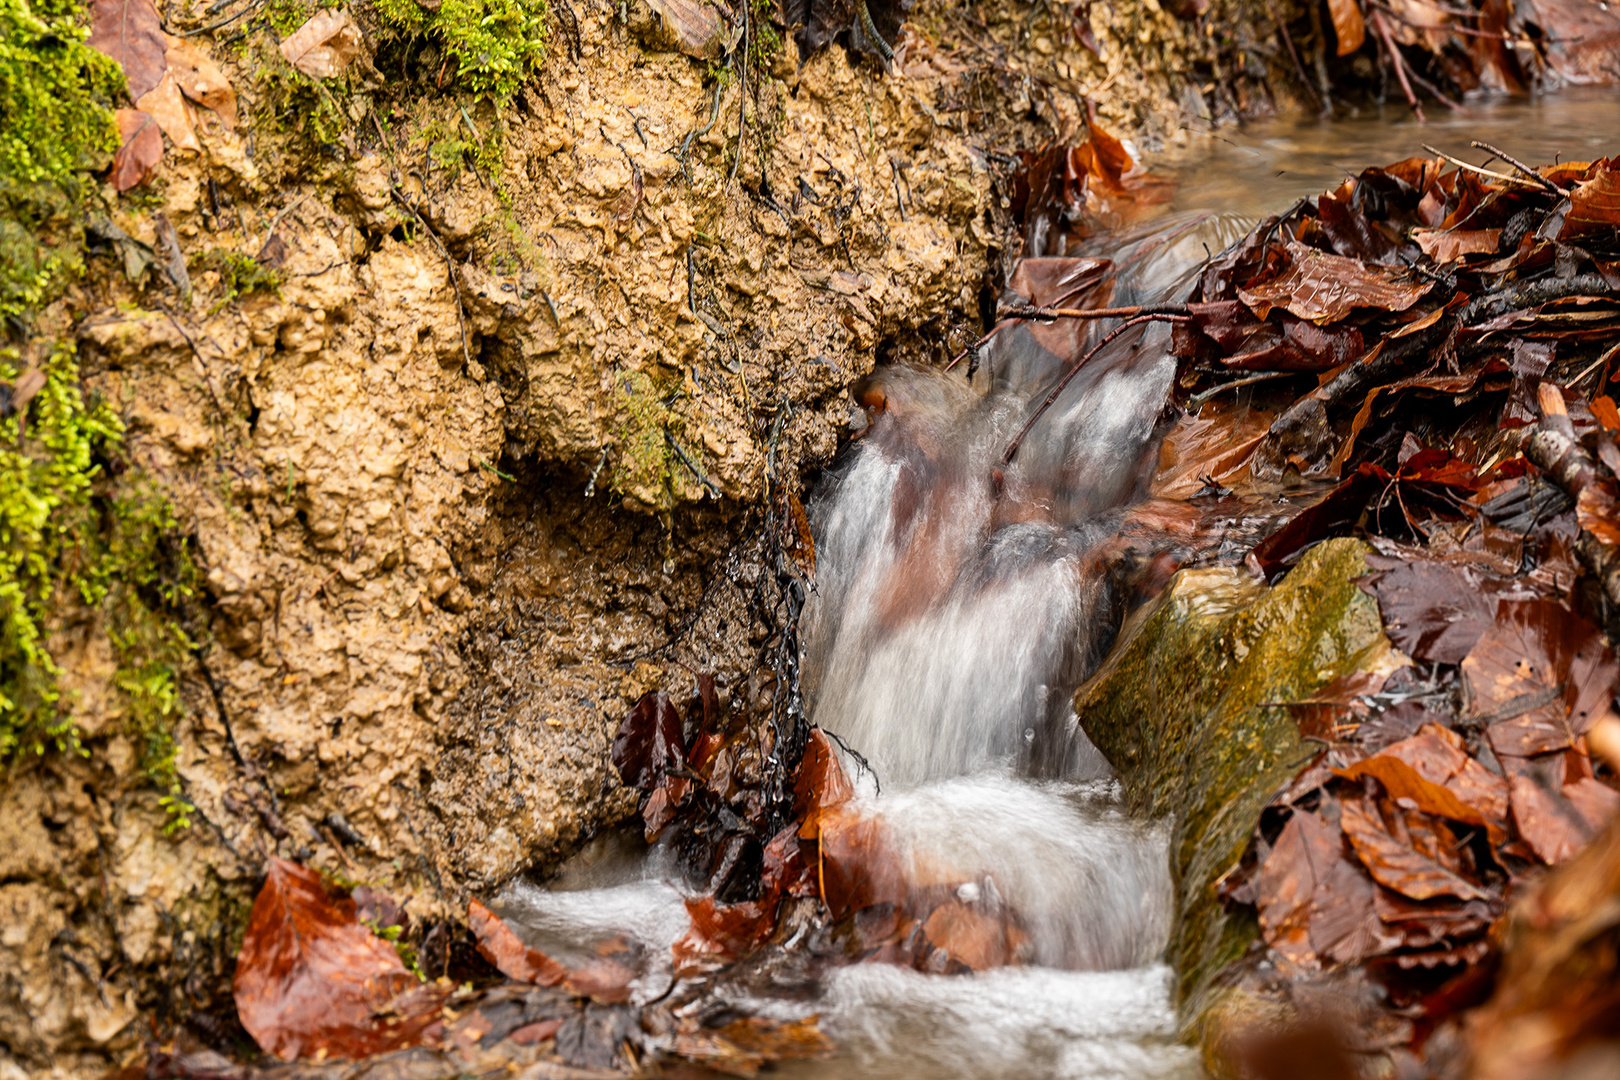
(87, 0), (167, 99)
(1340, 796), (1490, 902)
(1248, 466), (1383, 580)
(555, 1005), (629, 1070)
(780, 490), (816, 580)
(234, 859), (444, 1061)
(467, 899), (568, 986)
(109, 109), (163, 191)
(1359, 559), (1499, 664)
(612, 691), (686, 791)
(1509, 773), (1593, 865)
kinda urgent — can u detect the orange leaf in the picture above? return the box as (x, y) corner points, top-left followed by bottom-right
(1328, 0), (1366, 54)
(466, 898), (568, 985)
(234, 859), (443, 1061)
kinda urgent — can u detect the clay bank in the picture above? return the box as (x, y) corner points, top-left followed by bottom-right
(3, 0), (1620, 1076)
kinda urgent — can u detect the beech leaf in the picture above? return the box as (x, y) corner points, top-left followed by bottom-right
(87, 0), (167, 100)
(234, 859), (440, 1061)
(1238, 241), (1432, 324)
(135, 72), (198, 153)
(166, 37), (238, 129)
(109, 109), (163, 191)
(466, 898), (568, 985)
(1328, 0), (1366, 55)
(280, 9), (364, 79)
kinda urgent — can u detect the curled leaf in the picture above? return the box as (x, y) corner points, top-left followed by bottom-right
(280, 9), (364, 79)
(109, 109), (162, 191)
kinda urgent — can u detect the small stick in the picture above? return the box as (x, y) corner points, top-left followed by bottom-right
(943, 302), (1193, 373)
(1421, 144), (1539, 188)
(1187, 370), (1296, 407)
(1372, 11), (1425, 124)
(1471, 140), (1564, 194)
(997, 314), (1190, 468)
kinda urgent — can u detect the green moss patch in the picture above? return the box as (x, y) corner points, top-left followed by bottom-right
(0, 0), (121, 323)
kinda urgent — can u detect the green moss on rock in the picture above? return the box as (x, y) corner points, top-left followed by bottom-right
(1072, 538), (1393, 1025)
(0, 0), (121, 322)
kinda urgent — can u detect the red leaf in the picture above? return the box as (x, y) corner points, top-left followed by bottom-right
(1335, 724), (1509, 843)
(1328, 0), (1366, 54)
(87, 0), (167, 99)
(612, 691), (686, 791)
(109, 109), (162, 191)
(466, 898), (568, 985)
(793, 728), (854, 839)
(1360, 559), (1498, 664)
(919, 900), (1025, 971)
(1508, 774), (1589, 865)
(233, 859), (443, 1061)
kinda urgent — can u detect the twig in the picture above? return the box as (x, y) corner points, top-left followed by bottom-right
(675, 78), (725, 182)
(1188, 370), (1296, 407)
(666, 430), (722, 497)
(1471, 140), (1564, 194)
(174, 0), (266, 37)
(1572, 340), (1620, 389)
(1403, 64), (1464, 112)
(1422, 144), (1540, 188)
(998, 314), (1190, 469)
(1372, 11), (1425, 123)
(729, 4), (748, 187)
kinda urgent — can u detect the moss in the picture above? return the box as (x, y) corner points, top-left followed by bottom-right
(373, 0), (547, 102)
(0, 0), (122, 324)
(1071, 538), (1394, 1026)
(199, 248), (285, 308)
(611, 369), (678, 508)
(0, 343), (199, 829)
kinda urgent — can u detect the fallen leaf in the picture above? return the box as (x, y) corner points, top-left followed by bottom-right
(1360, 559), (1497, 664)
(87, 0), (167, 100)
(1328, 0), (1367, 54)
(1340, 796), (1490, 901)
(1564, 776), (1620, 833)
(234, 859), (441, 1060)
(612, 691), (686, 791)
(919, 900), (1024, 971)
(1559, 162), (1620, 241)
(166, 37), (237, 129)
(1464, 600), (1616, 755)
(816, 804), (908, 919)
(467, 898), (568, 985)
(780, 490), (816, 581)
(109, 109), (162, 191)
(1508, 773), (1590, 864)
(1412, 228), (1502, 263)
(1255, 809), (1332, 969)
(1238, 241), (1432, 324)
(1335, 743), (1506, 845)
(567, 957), (635, 1004)
(794, 728), (854, 838)
(135, 72), (198, 152)
(644, 0), (741, 59)
(280, 9), (364, 79)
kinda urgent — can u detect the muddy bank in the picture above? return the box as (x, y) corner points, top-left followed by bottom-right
(0, 0), (1263, 1071)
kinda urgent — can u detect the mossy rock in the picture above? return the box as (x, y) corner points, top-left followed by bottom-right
(1072, 537), (1395, 1027)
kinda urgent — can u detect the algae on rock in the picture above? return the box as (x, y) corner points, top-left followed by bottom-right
(1073, 538), (1402, 1023)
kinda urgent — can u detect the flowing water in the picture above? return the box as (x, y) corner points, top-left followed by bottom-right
(495, 93), (1620, 1078)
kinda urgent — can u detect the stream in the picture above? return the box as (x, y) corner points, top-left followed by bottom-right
(492, 94), (1620, 1079)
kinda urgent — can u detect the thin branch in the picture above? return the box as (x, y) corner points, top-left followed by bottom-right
(998, 314), (1190, 469)
(1471, 140), (1565, 194)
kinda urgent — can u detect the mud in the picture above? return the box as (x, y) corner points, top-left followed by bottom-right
(1, 0), (1265, 1073)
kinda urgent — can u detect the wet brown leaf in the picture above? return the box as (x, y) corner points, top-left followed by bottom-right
(1328, 0), (1367, 54)
(1360, 559), (1497, 664)
(1338, 724), (1510, 843)
(646, 0), (743, 59)
(1559, 162), (1620, 241)
(1340, 795), (1490, 901)
(816, 804), (907, 919)
(1238, 241), (1432, 324)
(1255, 809), (1333, 969)
(467, 898), (568, 985)
(87, 0), (167, 100)
(234, 859), (441, 1061)
(109, 109), (162, 191)
(670, 896), (775, 976)
(919, 900), (1025, 971)
(280, 9), (363, 79)
(793, 728), (854, 839)
(1508, 773), (1591, 865)
(780, 490), (816, 581)
(567, 957), (635, 1004)
(612, 691), (686, 791)
(1411, 228), (1501, 264)
(1464, 600), (1616, 756)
